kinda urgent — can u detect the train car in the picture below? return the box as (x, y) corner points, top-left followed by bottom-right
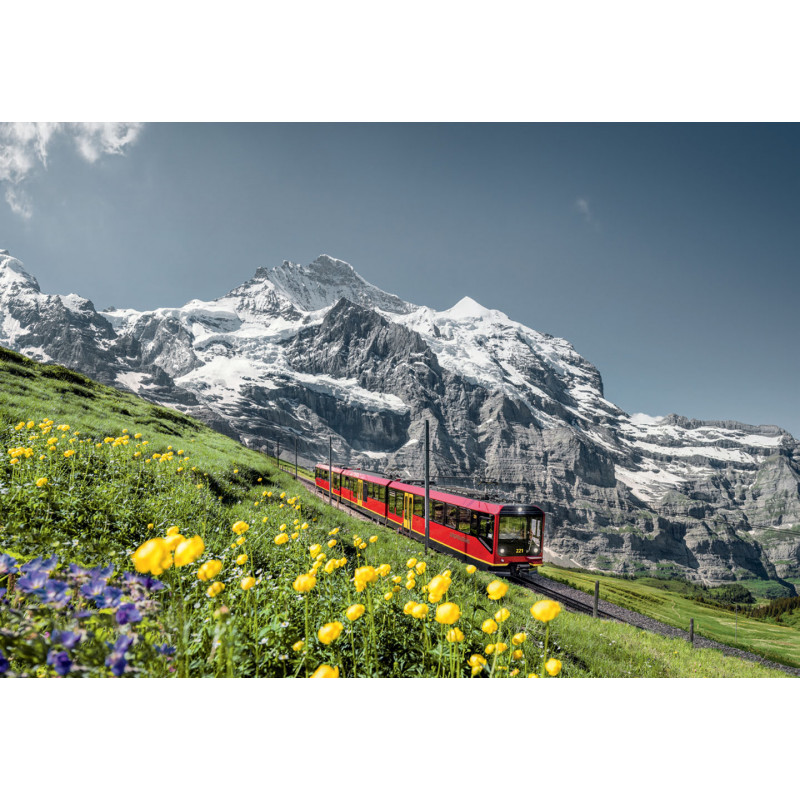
(314, 464), (544, 576)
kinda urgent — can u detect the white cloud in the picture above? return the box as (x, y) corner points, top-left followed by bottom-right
(575, 196), (594, 225)
(0, 122), (144, 217)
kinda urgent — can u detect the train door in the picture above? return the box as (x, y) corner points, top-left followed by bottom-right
(403, 493), (414, 530)
(357, 479), (364, 506)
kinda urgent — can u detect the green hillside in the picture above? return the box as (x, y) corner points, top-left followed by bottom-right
(0, 346), (788, 678)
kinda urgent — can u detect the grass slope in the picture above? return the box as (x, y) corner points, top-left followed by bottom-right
(0, 346), (786, 678)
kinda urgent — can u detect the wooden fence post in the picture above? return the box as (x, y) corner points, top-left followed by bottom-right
(593, 581), (599, 618)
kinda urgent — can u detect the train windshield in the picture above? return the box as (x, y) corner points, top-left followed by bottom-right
(497, 514), (543, 557)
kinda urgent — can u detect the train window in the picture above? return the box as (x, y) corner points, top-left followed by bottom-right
(430, 500), (444, 524)
(413, 495), (423, 518)
(379, 485), (387, 504)
(473, 513), (494, 551)
(334, 473), (341, 490)
(498, 515), (542, 557)
(445, 503), (459, 530)
(388, 488), (398, 515)
(365, 482), (372, 500)
(458, 507), (471, 534)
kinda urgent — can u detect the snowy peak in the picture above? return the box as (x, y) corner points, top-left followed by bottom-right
(237, 255), (413, 315)
(445, 296), (494, 319)
(0, 249), (40, 293)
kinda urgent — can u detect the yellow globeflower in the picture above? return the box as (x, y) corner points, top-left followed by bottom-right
(354, 565), (377, 584)
(292, 640), (305, 652)
(35, 477), (48, 488)
(545, 658), (562, 677)
(468, 654), (487, 669)
(382, 591), (393, 601)
(494, 642), (508, 654)
(369, 535), (378, 544)
(132, 538), (169, 574)
(311, 664), (339, 678)
(328, 539), (337, 548)
(236, 554), (248, 566)
(415, 562), (427, 575)
(531, 600), (561, 623)
(166, 525), (180, 538)
(481, 619), (499, 635)
(279, 523), (287, 532)
(486, 580), (508, 600)
(466, 565), (477, 575)
(512, 649), (524, 661)
(494, 607), (510, 623)
(174, 536), (205, 566)
(164, 531), (186, 551)
(236, 536), (246, 546)
(232, 521), (250, 535)
(309, 544), (322, 558)
(446, 627), (465, 643)
(485, 644), (496, 655)
(293, 573), (317, 593)
(318, 621), (344, 644)
(411, 603), (429, 619)
(346, 604), (365, 621)
(324, 559), (337, 574)
(274, 533), (290, 545)
(435, 602), (461, 625)
(405, 579), (416, 590)
(406, 558), (417, 568)
(291, 532), (300, 540)
(403, 601), (416, 615)
(428, 575), (451, 596)
(197, 559), (223, 581)
(241, 576), (256, 590)
(511, 632), (527, 646)
(428, 591), (443, 604)
(527, 673), (540, 678)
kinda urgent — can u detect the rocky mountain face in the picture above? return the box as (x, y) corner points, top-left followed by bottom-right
(2, 247), (800, 586)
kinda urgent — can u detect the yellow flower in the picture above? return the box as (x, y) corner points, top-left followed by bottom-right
(494, 607), (510, 623)
(428, 591), (443, 604)
(166, 525), (180, 537)
(530, 600), (561, 623)
(233, 469), (238, 474)
(311, 664), (339, 678)
(164, 532), (186, 551)
(301, 522), (309, 530)
(232, 520), (250, 535)
(236, 554), (248, 566)
(132, 538), (168, 574)
(494, 642), (508, 654)
(328, 539), (337, 548)
(63, 450), (75, 458)
(279, 523), (287, 532)
(318, 621), (344, 644)
(435, 602), (461, 625)
(512, 649), (524, 661)
(292, 640), (305, 652)
(346, 604), (365, 621)
(293, 573), (317, 593)
(291, 532), (300, 540)
(236, 536), (246, 546)
(358, 542), (366, 550)
(511, 632), (527, 646)
(486, 579), (508, 600)
(369, 535), (378, 543)
(324, 559), (337, 574)
(446, 627), (465, 643)
(403, 601), (416, 615)
(527, 673), (539, 678)
(481, 619), (499, 635)
(411, 603), (429, 619)
(407, 558), (417, 568)
(381, 591), (391, 601)
(405, 579), (416, 590)
(35, 477), (48, 488)
(428, 574), (451, 596)
(485, 644), (496, 655)
(545, 658), (562, 677)
(174, 536), (205, 567)
(415, 561), (427, 575)
(354, 565), (377, 584)
(241, 576), (256, 590)
(147, 523), (154, 530)
(197, 560), (223, 581)
(466, 565), (477, 575)
(309, 544), (322, 558)
(468, 654), (487, 668)
(274, 533), (290, 545)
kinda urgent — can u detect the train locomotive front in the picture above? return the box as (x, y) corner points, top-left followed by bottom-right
(314, 465), (544, 576)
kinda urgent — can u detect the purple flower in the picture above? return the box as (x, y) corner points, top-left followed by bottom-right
(96, 586), (123, 609)
(69, 563), (90, 577)
(106, 651), (127, 677)
(46, 649), (72, 677)
(0, 553), (19, 575)
(155, 644), (176, 657)
(17, 570), (49, 596)
(113, 634), (134, 654)
(80, 580), (107, 601)
(21, 556), (58, 575)
(0, 588), (6, 601)
(89, 565), (115, 581)
(141, 576), (165, 592)
(43, 579), (70, 607)
(52, 630), (82, 650)
(115, 603), (142, 625)
(0, 650), (9, 674)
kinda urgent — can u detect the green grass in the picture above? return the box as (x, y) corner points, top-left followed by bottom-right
(540, 563), (800, 669)
(0, 346), (788, 678)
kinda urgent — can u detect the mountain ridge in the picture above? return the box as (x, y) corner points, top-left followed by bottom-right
(1, 248), (799, 586)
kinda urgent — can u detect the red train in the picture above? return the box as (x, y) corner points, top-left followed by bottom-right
(314, 465), (544, 576)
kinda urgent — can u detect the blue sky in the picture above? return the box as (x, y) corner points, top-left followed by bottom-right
(1, 122), (798, 437)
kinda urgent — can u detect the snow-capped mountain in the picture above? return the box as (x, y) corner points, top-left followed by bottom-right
(2, 247), (800, 586)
